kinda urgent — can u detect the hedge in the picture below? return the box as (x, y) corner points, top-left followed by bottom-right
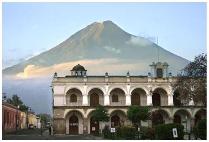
(193, 119), (206, 140)
(155, 123), (184, 140)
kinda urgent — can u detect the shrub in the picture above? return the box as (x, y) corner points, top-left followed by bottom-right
(155, 123), (184, 140)
(193, 119), (206, 140)
(116, 126), (136, 140)
(140, 126), (155, 140)
(102, 125), (111, 139)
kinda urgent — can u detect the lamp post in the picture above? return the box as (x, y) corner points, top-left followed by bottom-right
(16, 105), (20, 132)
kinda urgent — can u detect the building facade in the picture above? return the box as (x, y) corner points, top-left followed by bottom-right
(2, 102), (21, 133)
(52, 63), (206, 135)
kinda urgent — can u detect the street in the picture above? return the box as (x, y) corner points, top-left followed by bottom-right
(3, 129), (104, 140)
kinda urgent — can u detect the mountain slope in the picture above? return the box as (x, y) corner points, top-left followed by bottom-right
(3, 20), (189, 76)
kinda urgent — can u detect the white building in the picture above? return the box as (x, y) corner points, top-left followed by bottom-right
(52, 63), (206, 135)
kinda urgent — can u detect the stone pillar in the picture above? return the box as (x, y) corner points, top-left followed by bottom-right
(63, 95), (66, 105)
(82, 95), (88, 106)
(104, 95), (110, 105)
(168, 95), (173, 106)
(147, 94), (152, 106)
(126, 94), (131, 106)
(190, 117), (195, 131)
(83, 118), (88, 134)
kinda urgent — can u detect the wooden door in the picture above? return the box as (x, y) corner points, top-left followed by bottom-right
(131, 93), (140, 105)
(111, 115), (120, 127)
(69, 115), (78, 134)
(90, 93), (99, 107)
(152, 93), (161, 106)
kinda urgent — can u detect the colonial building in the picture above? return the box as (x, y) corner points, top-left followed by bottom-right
(2, 102), (21, 133)
(52, 63), (206, 135)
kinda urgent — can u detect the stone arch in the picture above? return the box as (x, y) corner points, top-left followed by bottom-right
(110, 110), (127, 127)
(173, 89), (182, 106)
(151, 109), (170, 126)
(194, 109), (206, 126)
(130, 86), (149, 95)
(65, 86), (83, 95)
(131, 88), (147, 106)
(87, 86), (106, 95)
(109, 88), (126, 106)
(173, 109), (192, 132)
(152, 86), (169, 95)
(108, 86), (127, 95)
(88, 88), (104, 106)
(152, 87), (168, 106)
(64, 109), (85, 118)
(66, 88), (83, 106)
(65, 110), (84, 134)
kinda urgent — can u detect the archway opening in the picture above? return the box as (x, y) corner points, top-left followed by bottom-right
(111, 115), (120, 127)
(110, 88), (126, 106)
(151, 109), (169, 127)
(174, 109), (191, 132)
(89, 88), (104, 107)
(173, 90), (181, 106)
(69, 115), (79, 135)
(131, 88), (147, 106)
(195, 109), (206, 126)
(66, 88), (82, 106)
(152, 88), (168, 106)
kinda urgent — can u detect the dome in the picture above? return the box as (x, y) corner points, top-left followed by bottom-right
(71, 64), (86, 71)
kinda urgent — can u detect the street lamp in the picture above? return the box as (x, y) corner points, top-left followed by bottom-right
(16, 105), (20, 132)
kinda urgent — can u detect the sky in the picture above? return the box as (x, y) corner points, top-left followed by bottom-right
(2, 2), (206, 69)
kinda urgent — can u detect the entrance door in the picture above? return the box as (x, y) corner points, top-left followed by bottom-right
(69, 115), (78, 134)
(90, 117), (99, 135)
(152, 93), (161, 106)
(90, 93), (99, 107)
(111, 115), (120, 127)
(131, 93), (140, 105)
(152, 112), (164, 126)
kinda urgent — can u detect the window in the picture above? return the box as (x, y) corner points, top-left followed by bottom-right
(156, 68), (163, 78)
(70, 94), (77, 102)
(112, 94), (118, 102)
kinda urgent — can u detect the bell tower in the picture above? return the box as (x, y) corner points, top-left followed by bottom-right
(149, 62), (169, 78)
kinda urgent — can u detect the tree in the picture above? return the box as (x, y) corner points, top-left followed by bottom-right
(172, 53), (207, 105)
(127, 106), (149, 128)
(91, 105), (109, 134)
(6, 94), (29, 112)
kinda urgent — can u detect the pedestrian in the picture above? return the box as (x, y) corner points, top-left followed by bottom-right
(49, 125), (51, 135)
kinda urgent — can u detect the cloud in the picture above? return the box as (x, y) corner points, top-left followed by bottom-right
(102, 46), (121, 54)
(13, 58), (149, 79)
(126, 36), (153, 47)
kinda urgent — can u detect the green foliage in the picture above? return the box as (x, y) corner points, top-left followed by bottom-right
(127, 106), (149, 126)
(92, 105), (109, 122)
(155, 123), (184, 140)
(102, 125), (137, 140)
(6, 94), (29, 112)
(116, 126), (136, 140)
(193, 119), (206, 140)
(140, 126), (155, 140)
(173, 53), (207, 105)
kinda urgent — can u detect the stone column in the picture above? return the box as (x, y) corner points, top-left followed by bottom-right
(63, 94), (66, 105)
(82, 95), (88, 106)
(168, 95), (174, 106)
(125, 94), (131, 106)
(83, 118), (88, 134)
(147, 94), (152, 106)
(104, 95), (110, 106)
